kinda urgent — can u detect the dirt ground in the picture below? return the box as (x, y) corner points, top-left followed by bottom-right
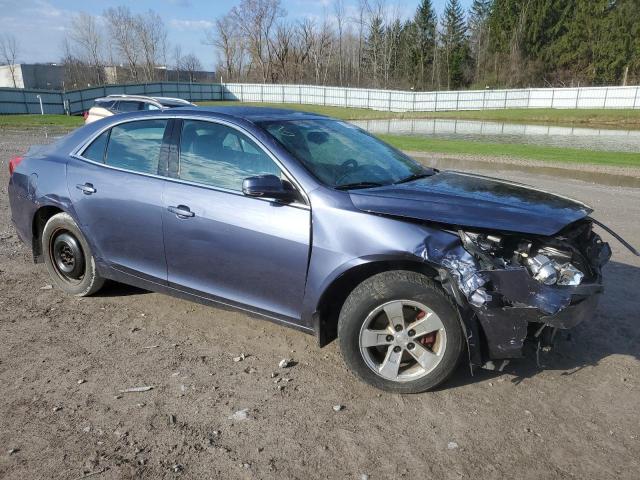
(0, 127), (638, 480)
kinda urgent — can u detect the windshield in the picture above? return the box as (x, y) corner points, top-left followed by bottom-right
(258, 119), (429, 189)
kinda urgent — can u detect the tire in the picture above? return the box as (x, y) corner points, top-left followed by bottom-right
(42, 212), (105, 297)
(338, 270), (464, 393)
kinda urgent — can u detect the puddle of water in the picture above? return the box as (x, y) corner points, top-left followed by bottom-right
(353, 118), (640, 153)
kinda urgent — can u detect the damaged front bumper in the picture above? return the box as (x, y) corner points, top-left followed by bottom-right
(474, 271), (603, 359)
(424, 219), (612, 366)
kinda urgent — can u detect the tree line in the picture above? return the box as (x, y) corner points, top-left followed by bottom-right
(61, 7), (203, 88)
(212, 0), (640, 90)
(2, 0), (638, 91)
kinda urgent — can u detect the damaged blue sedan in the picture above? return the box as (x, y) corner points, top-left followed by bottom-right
(8, 106), (626, 392)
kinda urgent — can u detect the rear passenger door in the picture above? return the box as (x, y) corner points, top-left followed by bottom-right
(162, 119), (311, 321)
(67, 119), (171, 283)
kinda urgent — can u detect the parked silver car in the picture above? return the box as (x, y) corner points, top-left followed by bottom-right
(84, 95), (195, 123)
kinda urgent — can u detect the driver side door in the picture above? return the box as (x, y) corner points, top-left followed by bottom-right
(162, 119), (311, 322)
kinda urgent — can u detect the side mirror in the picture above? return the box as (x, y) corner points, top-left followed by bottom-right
(242, 174), (295, 202)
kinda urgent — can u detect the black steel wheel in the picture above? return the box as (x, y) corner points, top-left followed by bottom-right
(51, 231), (85, 281)
(42, 212), (104, 296)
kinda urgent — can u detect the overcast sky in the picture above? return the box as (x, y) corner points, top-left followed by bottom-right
(1, 0), (472, 70)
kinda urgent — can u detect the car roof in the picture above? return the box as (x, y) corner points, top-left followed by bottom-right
(171, 105), (330, 122)
(93, 95), (196, 109)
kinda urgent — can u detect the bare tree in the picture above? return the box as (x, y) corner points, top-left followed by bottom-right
(354, 0), (369, 87)
(206, 13), (245, 81)
(61, 38), (86, 89)
(308, 17), (334, 85)
(288, 20), (313, 82)
(271, 22), (293, 82)
(229, 0), (284, 83)
(173, 44), (184, 81)
(181, 53), (203, 82)
(0, 34), (19, 88)
(137, 10), (168, 81)
(104, 6), (141, 81)
(333, 0), (346, 86)
(68, 12), (105, 85)
(102, 7), (168, 83)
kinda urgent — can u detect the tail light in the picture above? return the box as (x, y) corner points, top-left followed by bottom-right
(83, 111), (89, 120)
(8, 156), (24, 176)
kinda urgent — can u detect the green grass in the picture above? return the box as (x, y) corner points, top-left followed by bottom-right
(381, 135), (640, 168)
(199, 102), (640, 129)
(0, 114), (84, 128)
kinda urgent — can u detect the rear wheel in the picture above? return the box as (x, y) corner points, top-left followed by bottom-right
(338, 271), (463, 393)
(42, 212), (104, 296)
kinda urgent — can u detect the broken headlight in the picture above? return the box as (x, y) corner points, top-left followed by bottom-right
(459, 231), (585, 288)
(556, 263), (584, 286)
(521, 248), (584, 287)
(525, 254), (558, 285)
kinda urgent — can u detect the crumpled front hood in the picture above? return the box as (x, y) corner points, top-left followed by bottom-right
(349, 171), (592, 236)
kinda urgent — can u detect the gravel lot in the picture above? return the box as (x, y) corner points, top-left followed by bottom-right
(1, 127), (639, 480)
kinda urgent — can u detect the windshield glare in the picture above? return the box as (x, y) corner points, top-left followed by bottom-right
(258, 119), (426, 188)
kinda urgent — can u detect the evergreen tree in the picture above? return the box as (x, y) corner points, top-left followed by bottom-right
(468, 0), (492, 84)
(595, 0), (640, 85)
(364, 14), (385, 87)
(442, 0), (470, 89)
(411, 0), (437, 89)
(385, 18), (406, 88)
(398, 20), (418, 88)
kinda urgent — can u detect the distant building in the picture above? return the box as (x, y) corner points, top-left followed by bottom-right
(104, 65), (217, 84)
(0, 63), (216, 90)
(0, 64), (65, 89)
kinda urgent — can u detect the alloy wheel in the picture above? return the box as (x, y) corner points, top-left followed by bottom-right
(358, 300), (447, 382)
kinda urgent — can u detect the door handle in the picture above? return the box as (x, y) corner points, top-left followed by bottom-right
(76, 183), (96, 195)
(168, 205), (195, 218)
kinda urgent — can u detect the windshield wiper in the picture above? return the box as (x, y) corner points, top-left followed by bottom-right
(335, 181), (385, 190)
(394, 171), (435, 185)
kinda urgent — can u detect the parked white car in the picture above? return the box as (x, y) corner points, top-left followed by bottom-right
(84, 95), (195, 124)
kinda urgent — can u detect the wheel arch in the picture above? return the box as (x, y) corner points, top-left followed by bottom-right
(313, 259), (440, 348)
(31, 205), (67, 262)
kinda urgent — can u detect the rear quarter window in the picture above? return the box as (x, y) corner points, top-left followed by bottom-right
(82, 130), (109, 162)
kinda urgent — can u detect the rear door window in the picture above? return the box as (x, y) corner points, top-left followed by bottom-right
(104, 119), (169, 174)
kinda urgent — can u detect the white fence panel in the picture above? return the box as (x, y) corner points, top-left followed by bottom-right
(577, 87), (605, 108)
(603, 86), (637, 108)
(2, 82), (640, 115)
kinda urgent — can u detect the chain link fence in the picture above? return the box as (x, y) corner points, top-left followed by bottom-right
(1, 82), (639, 115)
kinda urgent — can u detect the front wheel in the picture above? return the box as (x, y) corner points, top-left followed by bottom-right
(42, 212), (105, 296)
(338, 271), (464, 393)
